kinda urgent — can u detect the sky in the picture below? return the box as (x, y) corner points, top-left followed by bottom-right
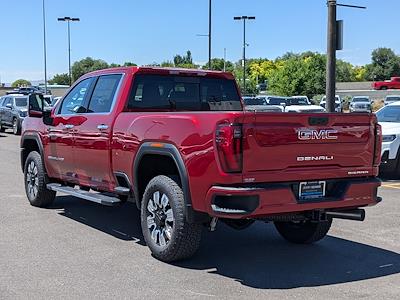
(0, 0), (399, 83)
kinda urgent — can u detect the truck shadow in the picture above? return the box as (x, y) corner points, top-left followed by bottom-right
(176, 222), (400, 289)
(51, 196), (400, 289)
(50, 195), (146, 245)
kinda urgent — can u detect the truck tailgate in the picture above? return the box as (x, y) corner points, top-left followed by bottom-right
(242, 112), (376, 182)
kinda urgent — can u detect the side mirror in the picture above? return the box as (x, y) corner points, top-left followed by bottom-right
(28, 94), (44, 118)
(5, 103), (12, 109)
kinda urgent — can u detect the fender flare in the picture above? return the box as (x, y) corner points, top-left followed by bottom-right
(133, 142), (209, 223)
(20, 133), (45, 172)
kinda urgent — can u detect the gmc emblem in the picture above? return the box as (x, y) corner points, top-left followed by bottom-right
(298, 129), (338, 141)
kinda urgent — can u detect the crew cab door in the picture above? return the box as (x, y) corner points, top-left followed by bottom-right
(44, 78), (94, 181)
(73, 74), (123, 190)
(2, 97), (12, 125)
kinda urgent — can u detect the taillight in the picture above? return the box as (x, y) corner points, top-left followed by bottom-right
(373, 124), (382, 166)
(215, 123), (243, 173)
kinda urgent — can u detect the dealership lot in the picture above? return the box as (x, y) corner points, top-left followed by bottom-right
(0, 133), (399, 299)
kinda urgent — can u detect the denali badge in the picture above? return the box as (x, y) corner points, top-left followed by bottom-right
(298, 129), (338, 140)
(297, 156), (334, 162)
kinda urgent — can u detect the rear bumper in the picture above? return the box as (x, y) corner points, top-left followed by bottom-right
(205, 178), (381, 219)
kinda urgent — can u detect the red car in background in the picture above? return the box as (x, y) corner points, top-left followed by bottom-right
(372, 77), (400, 90)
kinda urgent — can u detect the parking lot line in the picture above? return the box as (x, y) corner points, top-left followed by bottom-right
(382, 183), (400, 189)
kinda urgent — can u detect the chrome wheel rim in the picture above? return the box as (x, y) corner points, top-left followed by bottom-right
(13, 119), (17, 134)
(26, 161), (39, 199)
(146, 191), (174, 247)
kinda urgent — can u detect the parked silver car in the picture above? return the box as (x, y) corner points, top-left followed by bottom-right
(349, 96), (372, 113)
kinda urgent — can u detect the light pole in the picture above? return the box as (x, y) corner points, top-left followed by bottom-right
(234, 16), (255, 93)
(58, 17), (80, 86)
(42, 0), (48, 93)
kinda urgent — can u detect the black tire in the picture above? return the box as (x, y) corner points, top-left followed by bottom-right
(24, 151), (56, 207)
(13, 118), (21, 135)
(274, 218), (332, 244)
(381, 86), (388, 90)
(0, 122), (5, 132)
(141, 175), (202, 262)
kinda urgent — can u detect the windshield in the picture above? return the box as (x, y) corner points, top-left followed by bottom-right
(377, 106), (400, 123)
(386, 96), (400, 102)
(267, 97), (287, 105)
(14, 97), (28, 107)
(243, 97), (266, 105)
(289, 98), (309, 105)
(352, 98), (369, 103)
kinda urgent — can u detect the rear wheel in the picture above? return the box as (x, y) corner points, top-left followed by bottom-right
(24, 151), (56, 207)
(13, 118), (21, 135)
(274, 218), (332, 244)
(0, 121), (5, 132)
(141, 175), (202, 262)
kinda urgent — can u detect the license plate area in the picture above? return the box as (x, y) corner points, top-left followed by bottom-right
(299, 181), (326, 201)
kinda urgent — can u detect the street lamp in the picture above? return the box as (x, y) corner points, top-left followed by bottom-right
(234, 16), (255, 93)
(57, 17), (80, 85)
(196, 0), (212, 69)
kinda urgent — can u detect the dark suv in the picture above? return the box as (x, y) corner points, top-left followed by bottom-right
(0, 94), (28, 135)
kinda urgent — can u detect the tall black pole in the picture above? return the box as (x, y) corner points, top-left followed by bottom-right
(208, 0), (212, 69)
(326, 0), (337, 113)
(67, 20), (72, 86)
(243, 18), (246, 93)
(42, 0), (48, 93)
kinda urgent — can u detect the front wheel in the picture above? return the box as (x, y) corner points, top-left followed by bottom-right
(13, 118), (21, 135)
(141, 175), (202, 262)
(24, 151), (56, 207)
(274, 219), (332, 244)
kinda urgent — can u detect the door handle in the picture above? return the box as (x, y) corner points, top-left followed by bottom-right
(64, 124), (74, 129)
(97, 124), (109, 131)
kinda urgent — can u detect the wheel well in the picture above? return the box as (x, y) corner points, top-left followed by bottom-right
(136, 154), (181, 202)
(21, 139), (40, 171)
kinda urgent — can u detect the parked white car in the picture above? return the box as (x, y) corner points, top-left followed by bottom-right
(285, 96), (325, 113)
(376, 102), (400, 176)
(384, 95), (400, 106)
(320, 95), (343, 112)
(349, 96), (372, 113)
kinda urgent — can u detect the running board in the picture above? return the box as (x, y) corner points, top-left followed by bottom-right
(47, 183), (121, 206)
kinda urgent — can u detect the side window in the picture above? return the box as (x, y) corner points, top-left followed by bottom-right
(3, 98), (11, 107)
(58, 78), (93, 115)
(87, 74), (122, 113)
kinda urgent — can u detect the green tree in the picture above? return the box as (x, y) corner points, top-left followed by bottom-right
(365, 48), (400, 81)
(11, 79), (31, 87)
(123, 62), (137, 67)
(202, 58), (234, 72)
(71, 57), (109, 82)
(48, 73), (70, 85)
(336, 59), (355, 82)
(269, 53), (326, 98)
(173, 51), (196, 67)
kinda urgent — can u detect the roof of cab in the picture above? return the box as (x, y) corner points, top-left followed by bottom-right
(82, 66), (234, 80)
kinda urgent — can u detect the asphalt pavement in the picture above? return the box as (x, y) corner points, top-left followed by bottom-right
(0, 132), (399, 299)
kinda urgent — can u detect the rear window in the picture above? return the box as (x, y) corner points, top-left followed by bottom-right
(14, 97), (28, 107)
(267, 97), (287, 105)
(128, 74), (241, 111)
(386, 96), (400, 101)
(243, 97), (266, 106)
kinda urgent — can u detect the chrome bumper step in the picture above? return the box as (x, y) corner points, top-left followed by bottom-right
(47, 183), (121, 206)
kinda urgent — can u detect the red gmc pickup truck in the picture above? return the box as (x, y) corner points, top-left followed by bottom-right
(21, 67), (382, 262)
(372, 76), (400, 90)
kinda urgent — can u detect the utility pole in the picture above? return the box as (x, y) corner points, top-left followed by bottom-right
(42, 0), (48, 93)
(58, 17), (80, 86)
(208, 0), (212, 69)
(223, 48), (227, 72)
(326, 1), (366, 112)
(234, 16), (255, 94)
(326, 0), (337, 113)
